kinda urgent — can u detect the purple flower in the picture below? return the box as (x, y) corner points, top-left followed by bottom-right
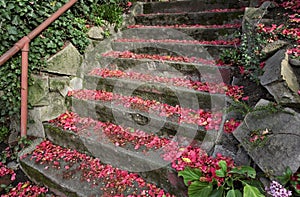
(265, 181), (292, 197)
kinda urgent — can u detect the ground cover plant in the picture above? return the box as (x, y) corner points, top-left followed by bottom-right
(0, 0), (129, 139)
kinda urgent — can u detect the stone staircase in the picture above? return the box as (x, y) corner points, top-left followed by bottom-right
(19, 0), (251, 196)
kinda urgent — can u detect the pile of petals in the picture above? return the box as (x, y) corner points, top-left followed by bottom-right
(102, 50), (225, 66)
(137, 8), (245, 16)
(257, 23), (300, 43)
(1, 182), (48, 197)
(163, 145), (235, 186)
(49, 111), (172, 151)
(114, 38), (241, 46)
(89, 68), (246, 100)
(223, 118), (241, 133)
(127, 23), (241, 29)
(22, 140), (174, 197)
(68, 89), (223, 130)
(48, 112), (237, 187)
(288, 46), (300, 59)
(0, 162), (16, 181)
(281, 0), (300, 13)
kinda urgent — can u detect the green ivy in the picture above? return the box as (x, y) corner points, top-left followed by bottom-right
(0, 0), (127, 136)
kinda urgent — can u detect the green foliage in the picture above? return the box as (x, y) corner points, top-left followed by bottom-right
(178, 162), (265, 197)
(277, 167), (300, 196)
(0, 125), (9, 143)
(0, 0), (126, 138)
(0, 136), (32, 164)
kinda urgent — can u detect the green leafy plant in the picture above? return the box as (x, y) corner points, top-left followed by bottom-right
(277, 167), (300, 196)
(0, 0), (127, 139)
(178, 161), (265, 197)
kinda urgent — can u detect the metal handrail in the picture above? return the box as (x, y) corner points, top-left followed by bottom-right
(0, 0), (78, 137)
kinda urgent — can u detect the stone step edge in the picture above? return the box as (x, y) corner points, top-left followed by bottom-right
(137, 8), (245, 16)
(113, 38), (240, 46)
(101, 51), (230, 67)
(127, 23), (241, 29)
(83, 75), (228, 110)
(19, 139), (180, 196)
(69, 97), (222, 143)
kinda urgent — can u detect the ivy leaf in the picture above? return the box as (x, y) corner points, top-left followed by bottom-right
(229, 166), (256, 178)
(188, 181), (212, 197)
(243, 184), (265, 197)
(178, 167), (202, 186)
(210, 186), (224, 197)
(226, 189), (242, 197)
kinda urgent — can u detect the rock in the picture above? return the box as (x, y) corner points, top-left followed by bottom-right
(28, 74), (49, 106)
(260, 49), (300, 107)
(87, 26), (105, 40)
(212, 145), (235, 158)
(70, 77), (83, 90)
(233, 99), (300, 176)
(289, 58), (300, 67)
(27, 109), (45, 138)
(262, 40), (289, 58)
(34, 93), (67, 122)
(49, 77), (70, 97)
(45, 43), (82, 76)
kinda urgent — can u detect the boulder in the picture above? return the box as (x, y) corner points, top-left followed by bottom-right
(49, 77), (70, 97)
(45, 43), (82, 76)
(260, 49), (300, 107)
(34, 92), (67, 122)
(27, 109), (45, 138)
(87, 26), (105, 41)
(233, 99), (300, 176)
(28, 74), (49, 106)
(261, 40), (289, 58)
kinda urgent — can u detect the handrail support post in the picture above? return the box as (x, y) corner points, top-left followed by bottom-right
(21, 38), (30, 137)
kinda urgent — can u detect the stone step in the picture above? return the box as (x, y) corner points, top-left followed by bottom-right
(142, 0), (249, 14)
(123, 24), (241, 41)
(83, 74), (227, 111)
(111, 38), (235, 59)
(135, 9), (245, 26)
(19, 139), (181, 196)
(96, 53), (233, 84)
(68, 89), (224, 143)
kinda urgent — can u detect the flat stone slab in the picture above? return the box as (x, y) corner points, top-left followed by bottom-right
(233, 99), (300, 176)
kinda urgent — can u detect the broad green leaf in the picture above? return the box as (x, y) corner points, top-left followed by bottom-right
(243, 184), (265, 197)
(243, 179), (265, 194)
(226, 189), (242, 197)
(229, 166), (256, 178)
(178, 167), (202, 186)
(277, 166), (292, 185)
(188, 181), (212, 197)
(218, 160), (227, 172)
(216, 169), (226, 177)
(210, 186), (224, 197)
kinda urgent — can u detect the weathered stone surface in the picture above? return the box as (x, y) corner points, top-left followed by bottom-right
(242, 2), (275, 30)
(289, 58), (300, 67)
(27, 109), (45, 138)
(28, 74), (49, 106)
(49, 77), (70, 97)
(261, 40), (289, 58)
(70, 77), (83, 90)
(87, 26), (104, 40)
(45, 43), (82, 76)
(260, 50), (300, 107)
(34, 93), (67, 122)
(233, 99), (300, 176)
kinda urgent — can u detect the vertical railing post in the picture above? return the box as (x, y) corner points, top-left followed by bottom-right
(21, 39), (30, 137)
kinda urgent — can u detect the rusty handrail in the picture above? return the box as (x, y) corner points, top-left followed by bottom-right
(0, 0), (78, 137)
